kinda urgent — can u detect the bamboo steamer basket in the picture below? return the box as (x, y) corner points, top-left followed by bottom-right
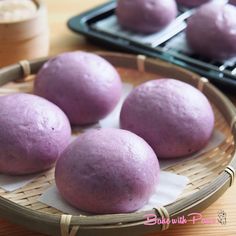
(0, 0), (49, 68)
(0, 52), (235, 236)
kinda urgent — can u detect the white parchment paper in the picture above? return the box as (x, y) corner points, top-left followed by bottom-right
(39, 171), (189, 215)
(93, 15), (187, 47)
(99, 83), (133, 128)
(0, 173), (38, 192)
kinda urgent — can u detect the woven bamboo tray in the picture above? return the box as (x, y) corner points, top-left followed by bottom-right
(0, 52), (235, 236)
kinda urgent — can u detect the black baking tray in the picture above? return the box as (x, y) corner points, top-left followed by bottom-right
(68, 0), (236, 92)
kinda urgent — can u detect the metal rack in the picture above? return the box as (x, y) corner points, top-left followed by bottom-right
(68, 0), (236, 89)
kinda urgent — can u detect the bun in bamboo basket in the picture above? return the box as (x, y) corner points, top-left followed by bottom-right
(0, 0), (49, 68)
(0, 52), (235, 236)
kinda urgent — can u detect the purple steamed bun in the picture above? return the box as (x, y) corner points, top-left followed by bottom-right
(116, 0), (177, 34)
(176, 0), (211, 7)
(186, 1), (236, 60)
(34, 51), (122, 125)
(120, 79), (215, 159)
(0, 93), (71, 175)
(229, 0), (236, 5)
(55, 128), (160, 214)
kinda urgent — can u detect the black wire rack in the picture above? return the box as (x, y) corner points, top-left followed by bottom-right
(68, 0), (236, 91)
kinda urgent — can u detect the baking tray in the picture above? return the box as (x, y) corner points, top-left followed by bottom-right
(67, 0), (236, 91)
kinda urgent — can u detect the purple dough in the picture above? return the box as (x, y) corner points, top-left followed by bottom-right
(0, 93), (71, 175)
(55, 128), (159, 214)
(186, 1), (236, 60)
(34, 51), (122, 125)
(120, 79), (214, 159)
(116, 0), (177, 34)
(176, 0), (211, 7)
(229, 0), (236, 5)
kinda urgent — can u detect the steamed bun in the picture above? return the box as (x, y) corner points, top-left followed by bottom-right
(186, 1), (236, 60)
(116, 0), (177, 34)
(0, 93), (71, 175)
(55, 128), (159, 214)
(120, 79), (214, 158)
(34, 52), (122, 125)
